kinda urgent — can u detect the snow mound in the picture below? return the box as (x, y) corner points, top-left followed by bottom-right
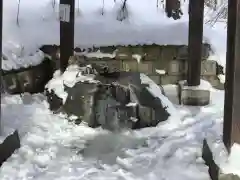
(2, 42), (45, 71)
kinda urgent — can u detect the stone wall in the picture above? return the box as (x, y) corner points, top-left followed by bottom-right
(72, 44), (222, 89)
(2, 58), (54, 94)
(1, 44), (223, 95)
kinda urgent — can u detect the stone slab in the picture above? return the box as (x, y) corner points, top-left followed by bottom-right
(179, 82), (210, 106)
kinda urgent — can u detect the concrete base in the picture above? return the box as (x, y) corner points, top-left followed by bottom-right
(178, 81), (210, 106)
(219, 174), (240, 180)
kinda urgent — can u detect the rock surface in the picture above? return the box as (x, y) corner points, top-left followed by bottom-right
(46, 63), (171, 131)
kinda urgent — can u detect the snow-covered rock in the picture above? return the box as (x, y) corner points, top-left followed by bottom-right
(45, 64), (174, 131)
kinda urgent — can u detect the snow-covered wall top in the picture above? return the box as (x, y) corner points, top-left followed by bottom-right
(2, 0), (227, 70)
(3, 0), (192, 50)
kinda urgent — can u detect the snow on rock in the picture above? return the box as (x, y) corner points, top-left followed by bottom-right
(76, 50), (117, 59)
(2, 0), (227, 70)
(1, 42), (45, 71)
(45, 65), (98, 103)
(140, 73), (177, 117)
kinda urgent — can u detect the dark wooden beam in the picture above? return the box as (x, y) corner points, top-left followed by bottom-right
(223, 0), (240, 152)
(59, 0), (75, 72)
(0, 0), (2, 132)
(187, 0), (204, 86)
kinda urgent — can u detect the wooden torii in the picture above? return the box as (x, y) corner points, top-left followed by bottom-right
(166, 0), (240, 151)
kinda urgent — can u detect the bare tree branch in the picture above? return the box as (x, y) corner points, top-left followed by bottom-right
(16, 0), (21, 26)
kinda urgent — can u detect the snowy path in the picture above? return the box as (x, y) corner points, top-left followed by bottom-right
(0, 89), (227, 180)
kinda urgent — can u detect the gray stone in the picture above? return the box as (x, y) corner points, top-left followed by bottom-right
(219, 174), (240, 180)
(2, 59), (54, 94)
(46, 67), (170, 131)
(201, 60), (217, 76)
(179, 82), (210, 106)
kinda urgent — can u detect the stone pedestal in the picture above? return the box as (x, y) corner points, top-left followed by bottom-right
(219, 174), (240, 180)
(179, 81), (210, 106)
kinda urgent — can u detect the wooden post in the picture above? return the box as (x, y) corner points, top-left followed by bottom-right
(0, 0), (3, 134)
(223, 0), (240, 152)
(187, 0), (204, 86)
(59, 0), (75, 73)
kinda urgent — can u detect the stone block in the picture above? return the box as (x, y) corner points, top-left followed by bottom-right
(219, 174), (240, 180)
(167, 60), (183, 75)
(116, 46), (132, 60)
(179, 84), (210, 106)
(161, 45), (178, 62)
(143, 45), (161, 61)
(108, 60), (122, 72)
(122, 61), (138, 72)
(2, 74), (19, 93)
(138, 105), (152, 123)
(99, 46), (117, 54)
(84, 57), (99, 62)
(202, 44), (211, 59)
(17, 70), (34, 92)
(201, 60), (217, 76)
(148, 75), (161, 84)
(130, 46), (144, 56)
(153, 60), (169, 73)
(98, 60), (122, 73)
(160, 75), (182, 85)
(177, 44), (211, 60)
(177, 45), (188, 59)
(138, 62), (154, 74)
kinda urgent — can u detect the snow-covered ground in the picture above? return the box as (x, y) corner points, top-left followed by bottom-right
(0, 85), (226, 180)
(1, 82), (239, 179)
(3, 0), (227, 71)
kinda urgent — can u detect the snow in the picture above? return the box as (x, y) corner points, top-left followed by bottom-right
(76, 50), (117, 59)
(0, 91), (223, 180)
(1, 83), (237, 179)
(2, 0), (227, 71)
(156, 69), (166, 75)
(45, 65), (98, 103)
(221, 143), (240, 175)
(1, 42), (45, 71)
(140, 73), (178, 116)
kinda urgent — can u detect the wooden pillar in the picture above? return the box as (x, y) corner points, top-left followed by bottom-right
(0, 0), (3, 134)
(59, 0), (75, 72)
(223, 0), (240, 152)
(187, 0), (204, 86)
